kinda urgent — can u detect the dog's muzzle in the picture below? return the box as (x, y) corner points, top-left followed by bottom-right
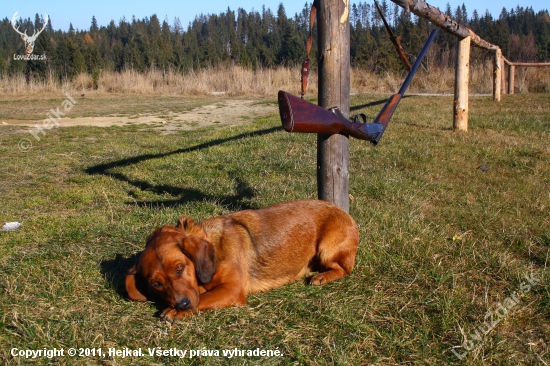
(175, 297), (191, 311)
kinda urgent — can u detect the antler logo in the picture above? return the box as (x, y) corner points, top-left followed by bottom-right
(11, 11), (49, 56)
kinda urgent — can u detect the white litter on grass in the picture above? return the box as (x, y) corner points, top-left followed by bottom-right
(2, 222), (22, 231)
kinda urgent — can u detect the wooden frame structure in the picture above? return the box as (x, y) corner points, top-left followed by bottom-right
(389, 0), (500, 131)
(499, 58), (550, 95)
(312, 0), (549, 210)
(392, 0), (550, 129)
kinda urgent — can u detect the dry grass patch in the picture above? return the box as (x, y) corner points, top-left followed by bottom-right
(2, 63), (548, 97)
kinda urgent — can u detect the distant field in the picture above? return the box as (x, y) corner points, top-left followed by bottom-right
(2, 63), (548, 97)
(0, 93), (548, 365)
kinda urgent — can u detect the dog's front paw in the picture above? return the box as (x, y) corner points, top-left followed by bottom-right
(309, 274), (327, 286)
(160, 308), (193, 323)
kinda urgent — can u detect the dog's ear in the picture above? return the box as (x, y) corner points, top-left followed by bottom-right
(146, 228), (161, 247)
(125, 264), (149, 301)
(126, 229), (159, 301)
(179, 236), (216, 284)
(176, 216), (194, 232)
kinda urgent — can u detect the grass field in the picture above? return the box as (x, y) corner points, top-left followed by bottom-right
(0, 92), (549, 365)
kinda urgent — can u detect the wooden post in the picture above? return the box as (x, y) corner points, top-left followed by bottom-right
(317, 0), (351, 212)
(453, 36), (470, 131)
(501, 55), (507, 95)
(508, 64), (515, 94)
(493, 49), (501, 102)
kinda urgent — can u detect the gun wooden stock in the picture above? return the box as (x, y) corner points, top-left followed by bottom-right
(278, 90), (384, 143)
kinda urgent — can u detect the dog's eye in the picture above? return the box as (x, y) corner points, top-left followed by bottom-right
(151, 282), (162, 289)
(176, 264), (184, 275)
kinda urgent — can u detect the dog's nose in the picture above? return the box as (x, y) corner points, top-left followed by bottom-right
(175, 297), (191, 311)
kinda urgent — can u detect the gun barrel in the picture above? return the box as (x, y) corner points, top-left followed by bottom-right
(370, 28), (438, 144)
(398, 29), (438, 95)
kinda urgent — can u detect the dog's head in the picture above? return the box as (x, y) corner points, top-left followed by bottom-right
(125, 217), (216, 311)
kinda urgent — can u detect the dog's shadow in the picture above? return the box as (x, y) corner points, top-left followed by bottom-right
(100, 253), (165, 315)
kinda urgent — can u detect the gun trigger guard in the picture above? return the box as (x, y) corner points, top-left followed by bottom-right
(352, 113), (368, 123)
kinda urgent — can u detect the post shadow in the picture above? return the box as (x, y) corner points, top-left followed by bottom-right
(85, 126), (281, 210)
(350, 95), (412, 113)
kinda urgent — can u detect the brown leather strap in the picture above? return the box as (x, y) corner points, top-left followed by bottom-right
(300, 59), (310, 99)
(374, 0), (411, 72)
(301, 2), (317, 99)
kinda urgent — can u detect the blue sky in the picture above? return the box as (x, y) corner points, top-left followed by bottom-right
(2, 0), (548, 32)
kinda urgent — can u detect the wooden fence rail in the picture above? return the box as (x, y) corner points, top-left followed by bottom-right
(393, 0), (499, 50)
(500, 58), (550, 94)
(390, 0), (503, 131)
(388, 0), (550, 130)
(309, 0), (548, 209)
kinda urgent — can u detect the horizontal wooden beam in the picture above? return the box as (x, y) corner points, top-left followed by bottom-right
(510, 62), (550, 67)
(391, 0), (499, 50)
(502, 57), (550, 67)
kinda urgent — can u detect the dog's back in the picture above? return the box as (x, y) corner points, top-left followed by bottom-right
(196, 200), (359, 294)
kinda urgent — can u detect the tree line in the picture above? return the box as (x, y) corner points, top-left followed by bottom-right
(1, 2), (549, 83)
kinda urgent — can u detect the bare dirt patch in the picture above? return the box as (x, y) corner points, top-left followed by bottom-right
(1, 99), (278, 134)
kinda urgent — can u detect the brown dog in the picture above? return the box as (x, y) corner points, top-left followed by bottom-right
(125, 200), (359, 322)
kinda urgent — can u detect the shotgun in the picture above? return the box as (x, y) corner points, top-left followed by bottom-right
(278, 28), (438, 145)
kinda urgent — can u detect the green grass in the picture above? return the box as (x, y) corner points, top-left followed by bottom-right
(0, 93), (549, 365)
